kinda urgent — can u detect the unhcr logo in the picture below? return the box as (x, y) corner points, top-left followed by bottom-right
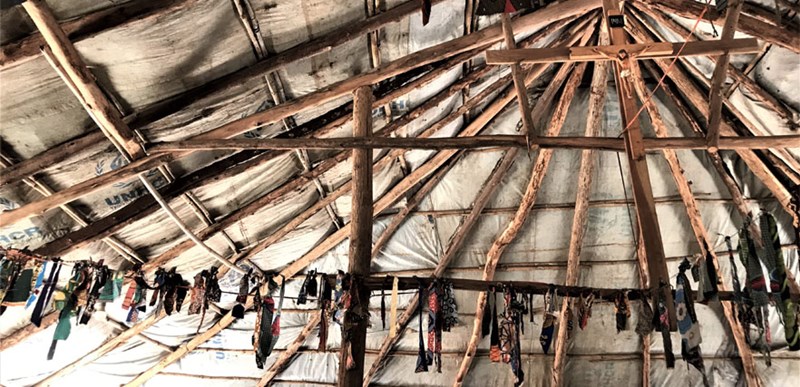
(96, 155), (168, 209)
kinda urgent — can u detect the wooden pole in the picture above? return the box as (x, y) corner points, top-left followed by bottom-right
(338, 86), (374, 387)
(706, 0), (744, 150)
(603, 0), (675, 327)
(500, 13), (536, 146)
(551, 25), (609, 386)
(21, 0), (145, 159)
(454, 54), (591, 386)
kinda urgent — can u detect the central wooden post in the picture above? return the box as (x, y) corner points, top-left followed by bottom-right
(338, 85), (373, 387)
(602, 0), (676, 328)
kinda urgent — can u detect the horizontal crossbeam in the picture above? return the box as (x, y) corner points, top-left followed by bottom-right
(485, 38), (759, 64)
(147, 134), (800, 152)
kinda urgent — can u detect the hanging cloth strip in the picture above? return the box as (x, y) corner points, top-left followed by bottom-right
(32, 261), (62, 327)
(614, 292), (630, 333)
(654, 284), (675, 368)
(578, 291), (594, 330)
(254, 276), (284, 369)
(677, 259), (708, 385)
(566, 301), (575, 340)
(725, 236), (750, 332)
(697, 241), (720, 303)
(319, 273), (332, 351)
(481, 289), (492, 338)
(635, 295), (654, 336)
(2, 259), (40, 311)
(738, 221), (772, 361)
(539, 286), (556, 354)
(389, 276), (399, 338)
(440, 280), (458, 331)
(415, 278), (428, 373)
(49, 263), (89, 360)
(0, 258), (23, 313)
(528, 290), (535, 324)
(426, 280), (443, 372)
(380, 277), (388, 330)
(233, 268), (252, 319)
(489, 288), (502, 362)
(761, 212), (799, 351)
(271, 275), (286, 356)
(79, 263), (110, 324)
(26, 261), (47, 308)
(149, 267), (167, 309)
(188, 271), (207, 315)
(498, 285), (525, 387)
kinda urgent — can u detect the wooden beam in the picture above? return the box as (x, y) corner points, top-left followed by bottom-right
(147, 134), (800, 152)
(551, 24), (609, 386)
(641, 0), (800, 53)
(706, 0), (744, 150)
(338, 86), (374, 387)
(0, 153), (171, 226)
(22, 0), (145, 159)
(454, 58), (591, 387)
(629, 61), (764, 387)
(501, 13), (536, 145)
(485, 38), (759, 64)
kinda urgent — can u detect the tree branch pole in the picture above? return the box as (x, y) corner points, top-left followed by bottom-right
(338, 86), (374, 387)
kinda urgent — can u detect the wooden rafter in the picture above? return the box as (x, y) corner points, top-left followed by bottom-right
(500, 13), (536, 145)
(628, 61), (763, 387)
(706, 0), (744, 149)
(624, 11), (798, 224)
(21, 0), (145, 159)
(551, 23), (609, 387)
(454, 41), (592, 386)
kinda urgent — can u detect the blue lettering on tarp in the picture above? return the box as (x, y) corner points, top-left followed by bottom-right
(215, 351), (226, 360)
(0, 227), (44, 247)
(101, 175), (168, 209)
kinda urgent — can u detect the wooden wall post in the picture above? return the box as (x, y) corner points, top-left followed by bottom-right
(338, 86), (374, 387)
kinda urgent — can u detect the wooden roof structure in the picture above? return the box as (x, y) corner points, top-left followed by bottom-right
(0, 0), (799, 386)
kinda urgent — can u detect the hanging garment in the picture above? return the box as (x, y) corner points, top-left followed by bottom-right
(270, 276), (286, 356)
(760, 212), (799, 351)
(0, 259), (22, 312)
(26, 261), (47, 308)
(188, 271), (207, 315)
(297, 270), (311, 305)
(72, 264), (93, 324)
(614, 292), (630, 333)
(307, 270), (318, 297)
(635, 295), (654, 336)
(499, 286), (525, 387)
(3, 259), (39, 308)
(539, 287), (556, 354)
(49, 263), (89, 360)
(441, 280), (458, 331)
(253, 280), (275, 369)
(654, 286), (675, 368)
(578, 292), (594, 330)
(79, 264), (110, 324)
(319, 273), (332, 351)
(482, 290), (492, 338)
(98, 269), (117, 303)
(566, 302), (575, 340)
(381, 285), (387, 331)
(149, 267), (167, 307)
(415, 280), (428, 373)
(426, 281), (443, 372)
(739, 221), (773, 360)
(333, 271), (347, 326)
(725, 237), (749, 328)
(489, 289), (502, 362)
(677, 259), (708, 385)
(204, 267), (221, 302)
(233, 268), (252, 318)
(32, 261), (62, 327)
